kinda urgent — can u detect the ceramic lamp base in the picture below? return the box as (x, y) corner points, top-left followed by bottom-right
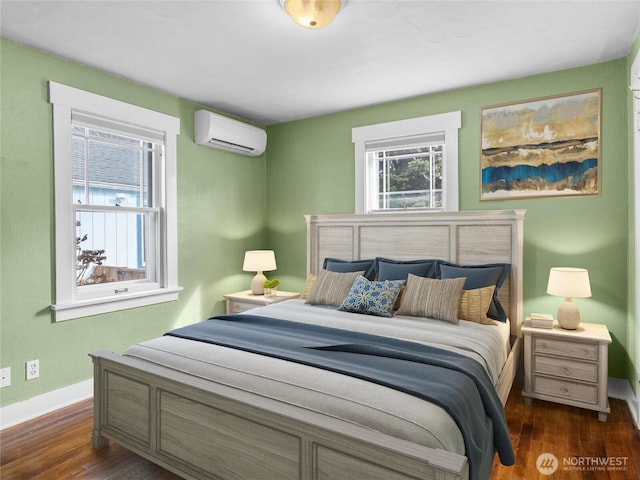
(251, 272), (267, 295)
(557, 298), (580, 329)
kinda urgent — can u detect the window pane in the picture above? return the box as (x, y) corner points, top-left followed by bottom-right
(72, 127), (155, 208)
(76, 209), (157, 287)
(371, 144), (444, 210)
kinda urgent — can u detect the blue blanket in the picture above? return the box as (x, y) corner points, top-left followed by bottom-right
(166, 314), (515, 480)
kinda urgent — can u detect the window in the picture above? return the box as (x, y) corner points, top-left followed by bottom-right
(50, 82), (181, 321)
(352, 111), (461, 214)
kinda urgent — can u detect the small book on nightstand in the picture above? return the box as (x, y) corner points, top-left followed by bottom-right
(530, 312), (554, 329)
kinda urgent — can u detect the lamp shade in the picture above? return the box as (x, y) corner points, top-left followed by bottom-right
(546, 267), (591, 298)
(243, 250), (277, 273)
(281, 0), (342, 29)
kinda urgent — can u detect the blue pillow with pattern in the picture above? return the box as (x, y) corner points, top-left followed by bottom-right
(338, 275), (405, 318)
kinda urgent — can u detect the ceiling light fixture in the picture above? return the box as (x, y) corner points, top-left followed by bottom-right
(280, 0), (343, 29)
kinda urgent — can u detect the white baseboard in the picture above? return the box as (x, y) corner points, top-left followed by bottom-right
(0, 378), (93, 430)
(608, 376), (639, 429)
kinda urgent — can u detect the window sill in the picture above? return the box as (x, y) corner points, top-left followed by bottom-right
(51, 286), (183, 322)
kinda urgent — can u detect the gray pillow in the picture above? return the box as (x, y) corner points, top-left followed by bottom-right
(305, 269), (363, 307)
(396, 274), (466, 324)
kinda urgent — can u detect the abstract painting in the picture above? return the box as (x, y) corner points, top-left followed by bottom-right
(480, 89), (601, 200)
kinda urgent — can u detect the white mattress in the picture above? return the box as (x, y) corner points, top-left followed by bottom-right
(124, 300), (511, 456)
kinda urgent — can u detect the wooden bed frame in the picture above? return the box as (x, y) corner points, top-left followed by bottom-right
(91, 209), (525, 480)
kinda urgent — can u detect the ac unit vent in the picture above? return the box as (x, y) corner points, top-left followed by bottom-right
(194, 110), (266, 156)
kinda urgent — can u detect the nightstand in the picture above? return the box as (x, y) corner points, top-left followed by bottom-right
(224, 290), (300, 314)
(522, 320), (612, 421)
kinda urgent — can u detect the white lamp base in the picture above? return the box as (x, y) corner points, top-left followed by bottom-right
(251, 271), (267, 295)
(557, 297), (580, 329)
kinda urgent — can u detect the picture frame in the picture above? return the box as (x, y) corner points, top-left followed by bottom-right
(480, 89), (601, 200)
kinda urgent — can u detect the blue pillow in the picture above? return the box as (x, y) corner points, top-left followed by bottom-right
(374, 257), (437, 281)
(323, 258), (376, 279)
(437, 262), (510, 322)
(338, 275), (405, 318)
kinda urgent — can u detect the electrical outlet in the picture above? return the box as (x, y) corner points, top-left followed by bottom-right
(26, 360), (39, 380)
(0, 367), (11, 388)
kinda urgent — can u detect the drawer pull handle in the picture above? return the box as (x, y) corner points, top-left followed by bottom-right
(562, 367), (571, 375)
(539, 343), (548, 350)
(560, 387), (570, 395)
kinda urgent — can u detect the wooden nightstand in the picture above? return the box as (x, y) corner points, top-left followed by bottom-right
(224, 290), (300, 314)
(522, 319), (612, 421)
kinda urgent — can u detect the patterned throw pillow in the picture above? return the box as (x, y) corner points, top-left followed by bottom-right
(338, 275), (405, 318)
(458, 286), (496, 325)
(396, 274), (466, 324)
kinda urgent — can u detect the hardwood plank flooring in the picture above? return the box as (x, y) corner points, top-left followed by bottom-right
(491, 389), (640, 480)
(1, 387), (638, 479)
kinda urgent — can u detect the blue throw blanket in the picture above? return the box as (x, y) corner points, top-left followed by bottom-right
(166, 314), (515, 480)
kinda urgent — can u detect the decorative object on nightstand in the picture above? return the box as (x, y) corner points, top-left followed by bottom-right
(243, 250), (277, 295)
(224, 290), (300, 314)
(522, 319), (611, 421)
(263, 278), (280, 297)
(530, 312), (553, 329)
(546, 267), (591, 330)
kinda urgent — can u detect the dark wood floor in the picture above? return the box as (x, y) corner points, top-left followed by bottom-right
(1, 387), (639, 479)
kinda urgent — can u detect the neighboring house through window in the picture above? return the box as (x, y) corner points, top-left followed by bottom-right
(352, 111), (461, 214)
(49, 82), (181, 321)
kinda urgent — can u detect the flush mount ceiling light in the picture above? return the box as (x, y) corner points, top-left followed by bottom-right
(280, 0), (343, 29)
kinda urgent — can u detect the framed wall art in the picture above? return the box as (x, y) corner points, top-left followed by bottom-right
(480, 89), (601, 200)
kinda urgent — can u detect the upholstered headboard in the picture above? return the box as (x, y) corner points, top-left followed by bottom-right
(305, 210), (525, 337)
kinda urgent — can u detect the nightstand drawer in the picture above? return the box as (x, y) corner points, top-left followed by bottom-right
(533, 337), (597, 361)
(534, 376), (598, 404)
(534, 356), (598, 382)
(228, 300), (256, 313)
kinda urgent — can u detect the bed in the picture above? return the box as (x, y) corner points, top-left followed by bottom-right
(91, 209), (525, 480)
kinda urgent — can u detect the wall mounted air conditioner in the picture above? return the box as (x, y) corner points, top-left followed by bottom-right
(194, 110), (267, 156)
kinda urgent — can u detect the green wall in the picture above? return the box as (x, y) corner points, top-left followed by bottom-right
(0, 39), (267, 406)
(266, 59), (633, 381)
(1, 36), (637, 409)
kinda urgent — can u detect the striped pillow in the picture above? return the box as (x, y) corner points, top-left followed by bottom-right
(305, 269), (363, 306)
(396, 274), (466, 323)
(458, 286), (496, 325)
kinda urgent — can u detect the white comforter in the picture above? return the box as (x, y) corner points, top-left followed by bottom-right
(124, 300), (510, 456)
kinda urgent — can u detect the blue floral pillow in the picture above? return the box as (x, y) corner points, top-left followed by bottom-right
(338, 275), (405, 318)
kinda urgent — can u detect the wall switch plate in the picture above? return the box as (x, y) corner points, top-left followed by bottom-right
(26, 360), (39, 380)
(0, 367), (11, 388)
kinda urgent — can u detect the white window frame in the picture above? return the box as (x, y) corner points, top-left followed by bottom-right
(49, 82), (182, 321)
(352, 111), (461, 214)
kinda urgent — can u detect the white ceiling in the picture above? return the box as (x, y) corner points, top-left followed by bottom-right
(1, 0), (639, 125)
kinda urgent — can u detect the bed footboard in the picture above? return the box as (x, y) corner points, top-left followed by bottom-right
(91, 350), (469, 480)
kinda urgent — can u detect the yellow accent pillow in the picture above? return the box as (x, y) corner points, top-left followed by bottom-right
(458, 285), (496, 325)
(301, 272), (316, 299)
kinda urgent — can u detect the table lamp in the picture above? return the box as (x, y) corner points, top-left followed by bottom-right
(546, 267), (591, 329)
(243, 250), (277, 295)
